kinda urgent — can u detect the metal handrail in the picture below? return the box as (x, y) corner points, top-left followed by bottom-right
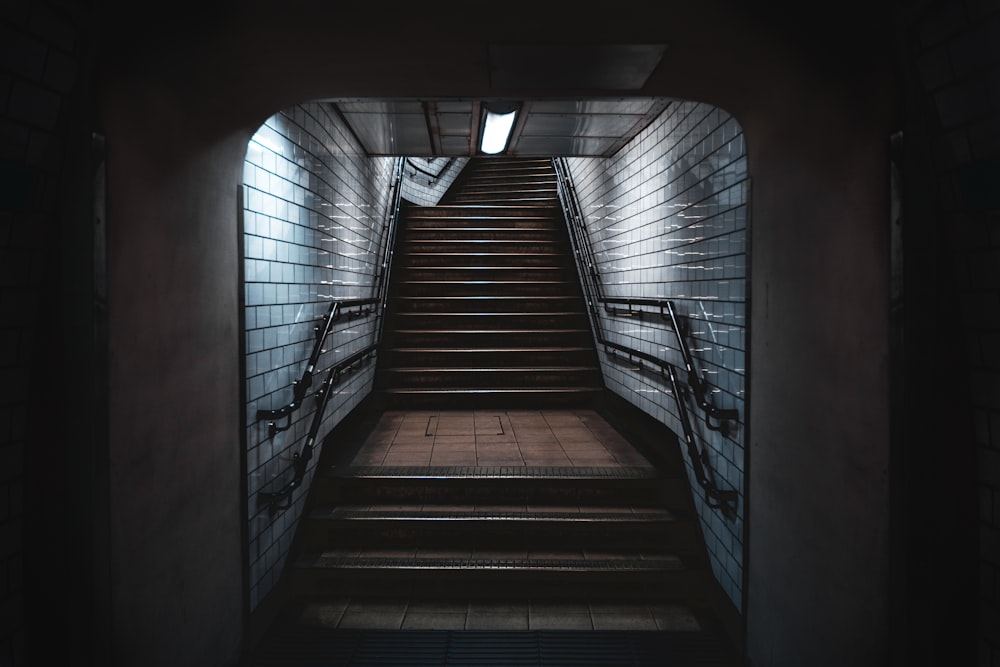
(254, 298), (377, 436)
(601, 340), (738, 510)
(256, 157), (405, 516)
(256, 344), (376, 513)
(553, 157), (738, 512)
(405, 157), (455, 181)
(601, 296), (739, 433)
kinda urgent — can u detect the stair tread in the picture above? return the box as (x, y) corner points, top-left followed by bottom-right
(299, 553), (686, 571)
(403, 252), (564, 257)
(384, 366), (598, 372)
(380, 387), (602, 394)
(403, 264), (565, 271)
(390, 345), (594, 354)
(394, 327), (589, 332)
(394, 312), (584, 316)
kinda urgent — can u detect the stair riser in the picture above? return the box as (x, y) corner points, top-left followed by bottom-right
(391, 313), (591, 328)
(392, 297), (585, 314)
(378, 388), (605, 409)
(396, 282), (580, 298)
(450, 195), (560, 205)
(387, 331), (594, 347)
(462, 179), (558, 191)
(378, 369), (603, 388)
(396, 235), (572, 248)
(463, 167), (555, 181)
(403, 206), (561, 218)
(299, 521), (698, 553)
(398, 268), (576, 282)
(288, 569), (708, 602)
(315, 478), (685, 507)
(399, 241), (567, 254)
(401, 253), (569, 268)
(458, 181), (557, 193)
(382, 350), (597, 367)
(400, 218), (564, 231)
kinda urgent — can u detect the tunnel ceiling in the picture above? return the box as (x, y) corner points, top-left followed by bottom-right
(327, 96), (673, 158)
(324, 41), (672, 158)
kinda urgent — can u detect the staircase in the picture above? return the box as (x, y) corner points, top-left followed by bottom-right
(375, 157), (603, 408)
(242, 159), (743, 667)
(295, 452), (703, 603)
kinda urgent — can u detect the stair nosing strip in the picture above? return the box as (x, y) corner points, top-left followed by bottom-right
(321, 510), (678, 522)
(304, 556), (685, 571)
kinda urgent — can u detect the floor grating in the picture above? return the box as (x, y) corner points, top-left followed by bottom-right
(247, 629), (741, 666)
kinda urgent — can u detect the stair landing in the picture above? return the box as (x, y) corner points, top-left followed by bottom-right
(349, 409), (651, 468)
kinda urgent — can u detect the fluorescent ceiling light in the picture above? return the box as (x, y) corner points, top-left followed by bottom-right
(480, 108), (517, 154)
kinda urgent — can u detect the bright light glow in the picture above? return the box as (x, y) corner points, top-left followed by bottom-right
(480, 109), (517, 154)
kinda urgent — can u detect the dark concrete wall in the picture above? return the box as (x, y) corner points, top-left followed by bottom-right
(742, 76), (894, 667)
(100, 91), (249, 663)
(893, 2), (999, 665)
(2, 3), (106, 664)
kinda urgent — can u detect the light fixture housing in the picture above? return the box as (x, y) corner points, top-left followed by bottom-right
(479, 102), (519, 155)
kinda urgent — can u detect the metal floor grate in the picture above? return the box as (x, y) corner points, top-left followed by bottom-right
(247, 629), (741, 666)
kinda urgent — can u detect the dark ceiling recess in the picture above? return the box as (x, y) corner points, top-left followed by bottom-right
(486, 43), (670, 91)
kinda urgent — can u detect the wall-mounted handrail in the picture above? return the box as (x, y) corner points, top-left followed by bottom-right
(256, 157), (405, 516)
(601, 339), (738, 511)
(255, 298), (377, 436)
(600, 296), (740, 433)
(553, 157), (738, 513)
(405, 157), (455, 181)
(256, 344), (377, 513)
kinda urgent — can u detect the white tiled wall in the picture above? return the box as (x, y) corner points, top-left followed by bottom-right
(401, 156), (468, 205)
(242, 102), (397, 611)
(565, 100), (749, 610)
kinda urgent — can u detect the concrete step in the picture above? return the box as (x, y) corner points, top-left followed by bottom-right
(397, 265), (576, 282)
(395, 279), (581, 298)
(400, 252), (568, 267)
(289, 550), (709, 601)
(300, 505), (701, 553)
(385, 328), (594, 347)
(389, 311), (591, 329)
(391, 295), (586, 313)
(376, 386), (607, 409)
(314, 465), (686, 506)
(381, 346), (597, 368)
(377, 366), (603, 389)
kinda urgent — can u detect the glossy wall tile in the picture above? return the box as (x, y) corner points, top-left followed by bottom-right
(565, 100), (748, 611)
(243, 103), (396, 611)
(400, 156), (468, 205)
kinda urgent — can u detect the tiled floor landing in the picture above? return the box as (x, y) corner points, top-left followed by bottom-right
(350, 409), (651, 468)
(299, 597), (702, 632)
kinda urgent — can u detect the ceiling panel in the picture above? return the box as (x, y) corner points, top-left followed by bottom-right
(519, 113), (649, 138)
(511, 135), (620, 156)
(529, 98), (666, 115)
(327, 97), (672, 158)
